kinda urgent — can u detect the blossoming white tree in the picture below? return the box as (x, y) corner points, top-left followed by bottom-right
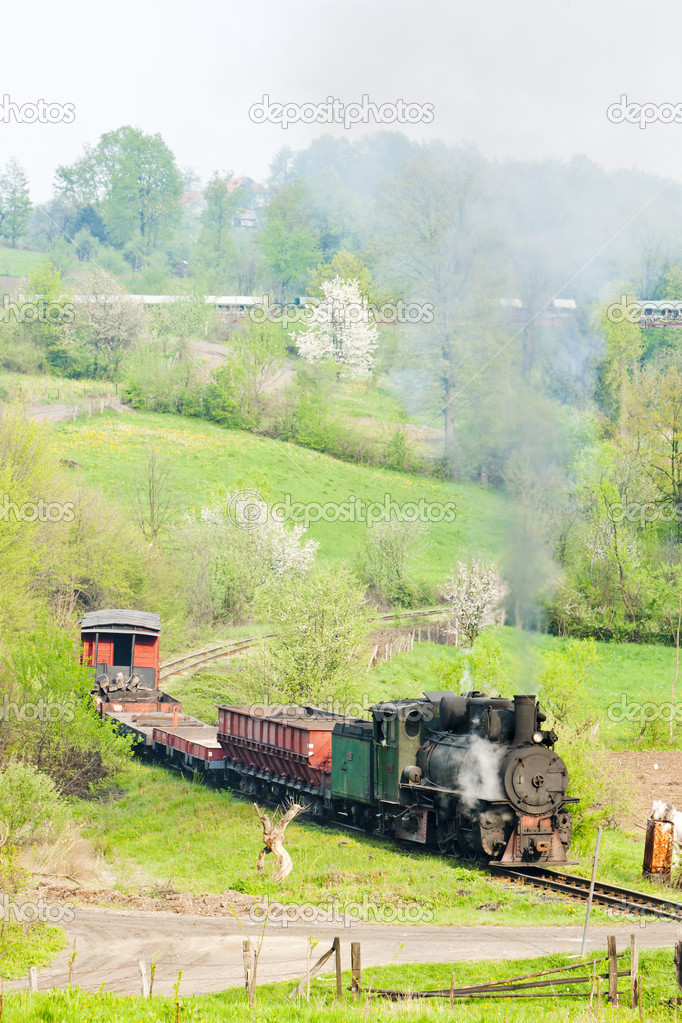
(202, 495), (319, 577)
(291, 275), (379, 379)
(440, 559), (508, 646)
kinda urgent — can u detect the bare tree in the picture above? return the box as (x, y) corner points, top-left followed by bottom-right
(129, 449), (176, 542)
(253, 800), (307, 881)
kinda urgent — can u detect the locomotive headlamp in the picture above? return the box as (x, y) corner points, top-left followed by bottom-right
(532, 731), (544, 743)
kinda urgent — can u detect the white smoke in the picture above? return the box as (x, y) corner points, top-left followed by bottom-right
(456, 735), (505, 809)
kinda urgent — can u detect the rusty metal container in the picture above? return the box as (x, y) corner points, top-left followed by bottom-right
(643, 817), (674, 880)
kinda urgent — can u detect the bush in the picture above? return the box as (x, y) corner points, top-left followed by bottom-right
(0, 761), (70, 844)
(0, 628), (133, 796)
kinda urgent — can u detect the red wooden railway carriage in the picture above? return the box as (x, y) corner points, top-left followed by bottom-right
(80, 609), (161, 689)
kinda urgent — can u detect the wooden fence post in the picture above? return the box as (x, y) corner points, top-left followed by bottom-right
(289, 942), (338, 1002)
(333, 936), (342, 999)
(139, 960), (149, 998)
(351, 941), (361, 998)
(243, 939), (253, 1005)
(28, 966), (37, 993)
(449, 972), (454, 1009)
(630, 933), (639, 1010)
(306, 937), (312, 1003)
(674, 936), (682, 1013)
(607, 935), (618, 1005)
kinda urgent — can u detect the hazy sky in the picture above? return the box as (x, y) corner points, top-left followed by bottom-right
(4, 0), (682, 200)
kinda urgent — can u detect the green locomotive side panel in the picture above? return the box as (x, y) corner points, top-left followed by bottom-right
(331, 727), (373, 804)
(374, 714), (400, 802)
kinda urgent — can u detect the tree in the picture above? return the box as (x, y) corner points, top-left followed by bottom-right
(210, 319), (287, 425)
(129, 448), (177, 543)
(268, 147), (295, 187)
(261, 565), (372, 704)
(624, 354), (682, 539)
(378, 145), (502, 468)
(538, 640), (599, 726)
(310, 250), (374, 300)
(19, 261), (75, 372)
(193, 173), (238, 289)
(55, 126), (184, 256)
(358, 519), (428, 607)
(0, 159), (32, 247)
(291, 275), (379, 379)
(260, 183), (321, 298)
(440, 560), (508, 646)
(72, 268), (147, 376)
(598, 299), (644, 418)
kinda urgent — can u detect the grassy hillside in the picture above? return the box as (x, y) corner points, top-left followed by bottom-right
(53, 409), (509, 587)
(0, 246), (50, 280)
(52, 407), (682, 745)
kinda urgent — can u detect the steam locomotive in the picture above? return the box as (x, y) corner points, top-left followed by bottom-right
(85, 609), (574, 867)
(325, 691), (574, 864)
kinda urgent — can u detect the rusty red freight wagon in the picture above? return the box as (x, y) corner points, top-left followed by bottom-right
(153, 724), (226, 771)
(216, 705), (359, 799)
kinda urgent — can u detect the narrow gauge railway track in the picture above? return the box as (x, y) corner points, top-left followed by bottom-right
(159, 607), (449, 682)
(492, 865), (682, 922)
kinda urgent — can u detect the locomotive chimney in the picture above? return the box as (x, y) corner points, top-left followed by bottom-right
(513, 695), (536, 745)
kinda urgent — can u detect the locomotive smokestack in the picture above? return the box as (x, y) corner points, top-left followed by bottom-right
(514, 695), (536, 744)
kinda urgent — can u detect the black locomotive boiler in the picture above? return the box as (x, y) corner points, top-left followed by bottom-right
(332, 691), (575, 864)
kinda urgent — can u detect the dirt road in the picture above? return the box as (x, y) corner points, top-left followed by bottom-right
(8, 906), (677, 996)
